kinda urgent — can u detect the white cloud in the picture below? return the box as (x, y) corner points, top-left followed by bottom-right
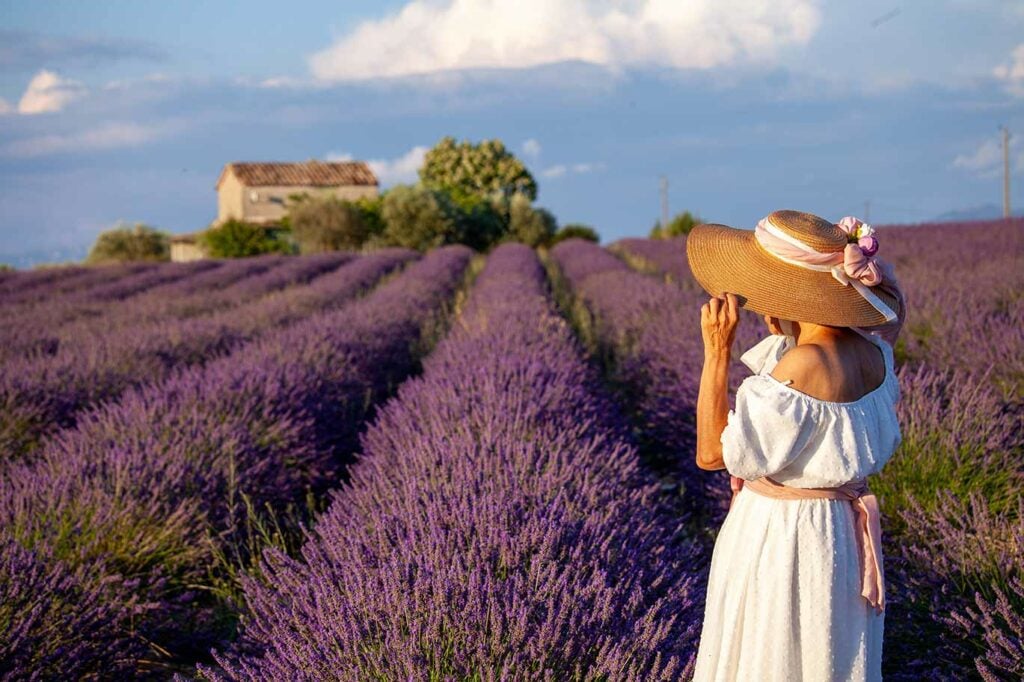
(953, 135), (1022, 177)
(308, 0), (821, 81)
(17, 69), (86, 114)
(521, 138), (542, 159)
(542, 161), (604, 179)
(327, 145), (429, 185)
(256, 75), (309, 89)
(1, 122), (162, 158)
(571, 162), (604, 174)
(993, 43), (1024, 96)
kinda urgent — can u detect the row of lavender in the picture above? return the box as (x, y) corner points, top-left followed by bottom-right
(197, 244), (706, 679)
(595, 222), (1022, 680)
(0, 247), (472, 678)
(0, 251), (417, 461)
(1, 259), (220, 315)
(0, 259), (183, 307)
(0, 254), (355, 361)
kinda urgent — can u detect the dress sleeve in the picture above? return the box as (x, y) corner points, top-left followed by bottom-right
(720, 375), (818, 480)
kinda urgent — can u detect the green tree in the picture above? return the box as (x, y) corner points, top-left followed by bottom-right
(420, 136), (538, 204)
(199, 219), (291, 258)
(380, 184), (460, 251)
(651, 210), (702, 239)
(506, 192), (557, 247)
(86, 223), (170, 264)
(552, 223), (600, 244)
(354, 194), (386, 240)
(449, 193), (505, 251)
(289, 196), (369, 253)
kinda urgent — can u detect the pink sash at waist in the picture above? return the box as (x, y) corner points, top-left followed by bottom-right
(729, 474), (885, 614)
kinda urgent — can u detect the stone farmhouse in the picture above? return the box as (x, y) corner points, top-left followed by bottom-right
(170, 160), (379, 262)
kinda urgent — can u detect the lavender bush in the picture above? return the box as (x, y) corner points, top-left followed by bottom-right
(0, 246), (471, 675)
(0, 261), (154, 307)
(947, 574), (1024, 681)
(881, 219), (1024, 398)
(0, 251), (413, 460)
(0, 539), (146, 680)
(548, 238), (760, 526)
(203, 243), (705, 680)
(0, 253), (353, 360)
(0, 259), (218, 336)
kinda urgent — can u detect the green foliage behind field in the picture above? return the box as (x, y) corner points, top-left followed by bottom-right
(199, 220), (292, 258)
(87, 223), (170, 264)
(651, 211), (702, 239)
(279, 137), (598, 254)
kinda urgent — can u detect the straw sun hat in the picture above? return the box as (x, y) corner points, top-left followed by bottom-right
(686, 209), (901, 328)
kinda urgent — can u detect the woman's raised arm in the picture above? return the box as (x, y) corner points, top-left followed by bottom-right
(695, 292), (738, 471)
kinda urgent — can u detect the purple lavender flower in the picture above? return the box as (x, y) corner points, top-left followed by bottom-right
(0, 246), (471, 675)
(203, 244), (705, 680)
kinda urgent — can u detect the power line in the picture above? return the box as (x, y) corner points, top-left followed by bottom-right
(1000, 125), (1012, 219)
(659, 176), (669, 228)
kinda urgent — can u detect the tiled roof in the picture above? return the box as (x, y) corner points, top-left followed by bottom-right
(216, 160), (378, 189)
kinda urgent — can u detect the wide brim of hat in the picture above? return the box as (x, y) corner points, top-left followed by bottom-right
(686, 223), (899, 328)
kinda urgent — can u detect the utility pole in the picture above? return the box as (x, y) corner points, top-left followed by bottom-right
(864, 200), (871, 223)
(659, 176), (669, 228)
(1000, 126), (1011, 219)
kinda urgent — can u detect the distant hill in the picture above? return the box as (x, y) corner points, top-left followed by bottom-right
(933, 204), (1023, 222)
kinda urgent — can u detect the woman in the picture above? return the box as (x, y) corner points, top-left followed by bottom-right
(685, 210), (906, 681)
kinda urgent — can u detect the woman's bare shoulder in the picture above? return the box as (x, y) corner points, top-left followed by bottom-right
(770, 344), (829, 383)
(770, 338), (884, 402)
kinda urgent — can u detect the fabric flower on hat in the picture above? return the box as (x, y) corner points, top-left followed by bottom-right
(858, 235), (879, 257)
(843, 243), (882, 285)
(836, 216), (883, 285)
(837, 216), (874, 241)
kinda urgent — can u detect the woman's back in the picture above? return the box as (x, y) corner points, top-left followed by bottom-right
(770, 330), (887, 403)
(720, 331), (901, 489)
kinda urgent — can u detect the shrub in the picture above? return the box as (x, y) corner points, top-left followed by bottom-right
(650, 211), (702, 239)
(200, 220), (291, 258)
(445, 192), (505, 251)
(507, 191), (557, 246)
(288, 196), (368, 253)
(380, 184), (460, 251)
(553, 223), (600, 244)
(86, 223), (170, 264)
(354, 194), (385, 240)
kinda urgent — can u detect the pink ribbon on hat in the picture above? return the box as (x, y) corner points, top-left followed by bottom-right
(753, 214), (898, 324)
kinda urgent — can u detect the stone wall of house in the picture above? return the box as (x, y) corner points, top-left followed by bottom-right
(216, 173), (379, 225)
(170, 240), (206, 262)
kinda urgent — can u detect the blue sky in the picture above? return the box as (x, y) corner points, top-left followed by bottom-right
(1, 0), (1022, 265)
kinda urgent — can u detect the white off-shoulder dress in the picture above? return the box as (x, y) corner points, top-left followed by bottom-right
(692, 332), (901, 682)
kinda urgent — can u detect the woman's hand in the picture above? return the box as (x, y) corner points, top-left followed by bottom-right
(700, 292), (739, 359)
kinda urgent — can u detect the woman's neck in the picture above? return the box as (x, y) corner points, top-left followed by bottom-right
(792, 321), (850, 347)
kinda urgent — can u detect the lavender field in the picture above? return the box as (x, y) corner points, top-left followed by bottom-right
(1, 220), (1021, 680)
